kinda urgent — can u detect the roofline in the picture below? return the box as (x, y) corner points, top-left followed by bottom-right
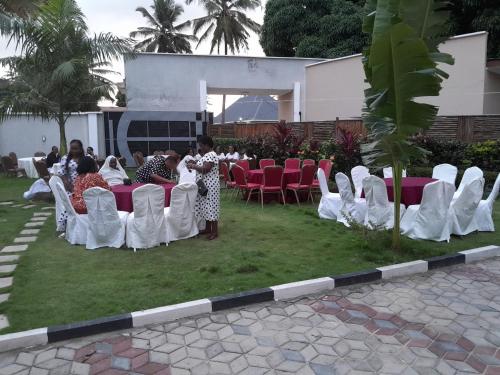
(128, 52), (326, 62)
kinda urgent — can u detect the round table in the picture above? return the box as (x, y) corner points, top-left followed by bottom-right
(111, 183), (175, 212)
(384, 177), (436, 206)
(18, 157), (44, 178)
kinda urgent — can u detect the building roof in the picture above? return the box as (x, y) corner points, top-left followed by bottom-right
(214, 95), (278, 123)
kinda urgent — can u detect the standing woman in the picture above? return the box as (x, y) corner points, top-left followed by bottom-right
(58, 139), (85, 193)
(187, 136), (220, 240)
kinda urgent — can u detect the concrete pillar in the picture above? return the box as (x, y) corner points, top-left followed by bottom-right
(200, 80), (207, 111)
(293, 82), (301, 122)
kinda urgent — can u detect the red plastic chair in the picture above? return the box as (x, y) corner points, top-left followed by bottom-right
(236, 159), (250, 172)
(259, 166), (285, 208)
(285, 158), (300, 170)
(220, 161), (236, 191)
(303, 159), (315, 166)
(286, 164), (317, 205)
(259, 159), (275, 169)
(232, 165), (261, 203)
(313, 159), (333, 189)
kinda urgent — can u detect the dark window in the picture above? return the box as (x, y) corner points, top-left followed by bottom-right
(148, 121), (169, 137)
(169, 121), (190, 137)
(128, 121), (148, 137)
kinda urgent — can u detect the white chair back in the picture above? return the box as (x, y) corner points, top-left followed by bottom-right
(167, 183), (198, 239)
(486, 173), (500, 209)
(383, 167), (407, 179)
(317, 169), (330, 196)
(451, 178), (484, 234)
(83, 187), (122, 249)
(456, 166), (483, 196)
(132, 184), (165, 243)
(432, 163), (458, 185)
(351, 166), (370, 199)
(49, 175), (66, 231)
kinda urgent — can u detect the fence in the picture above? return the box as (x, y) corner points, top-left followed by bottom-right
(208, 115), (500, 143)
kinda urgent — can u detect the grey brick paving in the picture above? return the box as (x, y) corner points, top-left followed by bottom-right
(2, 259), (500, 373)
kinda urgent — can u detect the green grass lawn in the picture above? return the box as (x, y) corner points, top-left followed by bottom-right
(0, 173), (499, 333)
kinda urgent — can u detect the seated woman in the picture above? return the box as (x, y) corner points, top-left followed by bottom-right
(71, 156), (110, 214)
(136, 155), (178, 184)
(99, 155), (129, 186)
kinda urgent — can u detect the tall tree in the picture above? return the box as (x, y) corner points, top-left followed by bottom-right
(0, 0), (132, 154)
(130, 0), (196, 53)
(186, 0), (261, 123)
(260, 0), (367, 59)
(362, 0), (453, 250)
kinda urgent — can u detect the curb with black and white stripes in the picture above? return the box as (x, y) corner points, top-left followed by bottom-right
(0, 244), (498, 353)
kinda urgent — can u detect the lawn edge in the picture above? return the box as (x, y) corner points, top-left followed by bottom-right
(0, 244), (499, 353)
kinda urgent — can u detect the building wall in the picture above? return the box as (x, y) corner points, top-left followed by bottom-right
(305, 32), (490, 121)
(125, 54), (324, 121)
(0, 113), (104, 158)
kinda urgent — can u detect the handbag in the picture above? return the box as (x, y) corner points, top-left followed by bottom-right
(197, 179), (208, 197)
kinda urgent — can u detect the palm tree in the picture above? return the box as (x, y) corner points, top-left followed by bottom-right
(0, 0), (132, 154)
(130, 0), (196, 53)
(186, 0), (261, 123)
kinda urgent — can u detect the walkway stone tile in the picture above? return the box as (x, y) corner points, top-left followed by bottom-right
(3, 259), (500, 374)
(0, 255), (20, 263)
(0, 264), (16, 273)
(14, 237), (37, 243)
(0, 277), (13, 289)
(20, 229), (39, 236)
(1, 245), (28, 253)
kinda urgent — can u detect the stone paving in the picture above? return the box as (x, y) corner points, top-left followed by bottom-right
(2, 258), (500, 374)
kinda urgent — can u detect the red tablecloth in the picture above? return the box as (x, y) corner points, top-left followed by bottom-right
(362, 177), (436, 206)
(111, 183), (175, 212)
(246, 168), (301, 187)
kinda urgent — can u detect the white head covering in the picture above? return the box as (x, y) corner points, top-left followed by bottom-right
(99, 155), (128, 186)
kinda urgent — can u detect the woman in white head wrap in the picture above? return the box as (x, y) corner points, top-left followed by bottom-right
(99, 155), (128, 186)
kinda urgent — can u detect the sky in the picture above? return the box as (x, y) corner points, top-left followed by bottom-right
(0, 0), (268, 114)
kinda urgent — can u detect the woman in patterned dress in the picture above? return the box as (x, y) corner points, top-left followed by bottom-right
(187, 136), (220, 240)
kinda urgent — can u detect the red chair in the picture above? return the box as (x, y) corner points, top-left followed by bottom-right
(313, 159), (333, 189)
(232, 165), (261, 203)
(303, 159), (315, 166)
(236, 159), (250, 172)
(220, 161), (236, 191)
(285, 158), (300, 170)
(259, 166), (285, 209)
(286, 164), (317, 205)
(259, 159), (275, 169)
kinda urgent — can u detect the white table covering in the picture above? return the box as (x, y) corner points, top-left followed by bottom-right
(18, 157), (43, 178)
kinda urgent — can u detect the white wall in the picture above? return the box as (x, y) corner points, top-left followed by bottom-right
(0, 113), (104, 158)
(305, 32), (491, 121)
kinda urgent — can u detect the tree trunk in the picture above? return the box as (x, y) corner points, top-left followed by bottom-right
(58, 112), (67, 155)
(221, 41), (228, 124)
(391, 161), (403, 252)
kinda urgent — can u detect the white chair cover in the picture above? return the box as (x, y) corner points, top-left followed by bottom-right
(432, 163), (458, 185)
(83, 187), (129, 250)
(53, 181), (89, 245)
(335, 172), (367, 227)
(454, 166), (483, 199)
(164, 183), (199, 241)
(126, 184), (167, 250)
(317, 169), (341, 220)
(48, 176), (66, 232)
(400, 180), (455, 242)
(449, 178), (484, 236)
(383, 167), (407, 179)
(363, 175), (406, 229)
(351, 166), (370, 199)
(473, 173), (500, 232)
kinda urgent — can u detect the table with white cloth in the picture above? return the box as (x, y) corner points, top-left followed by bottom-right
(17, 157), (43, 178)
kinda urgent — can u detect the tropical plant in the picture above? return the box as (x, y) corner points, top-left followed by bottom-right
(130, 0), (196, 53)
(361, 0), (454, 250)
(0, 0), (132, 154)
(186, 0), (261, 123)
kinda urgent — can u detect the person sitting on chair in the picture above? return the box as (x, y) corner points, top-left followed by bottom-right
(135, 154), (178, 184)
(99, 155), (129, 186)
(71, 156), (110, 214)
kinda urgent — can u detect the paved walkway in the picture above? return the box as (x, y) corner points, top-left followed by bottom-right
(2, 258), (500, 375)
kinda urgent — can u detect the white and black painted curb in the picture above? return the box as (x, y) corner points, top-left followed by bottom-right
(0, 244), (498, 353)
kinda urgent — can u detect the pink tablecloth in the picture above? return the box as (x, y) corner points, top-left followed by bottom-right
(246, 168), (301, 187)
(111, 183), (175, 212)
(362, 177), (436, 206)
